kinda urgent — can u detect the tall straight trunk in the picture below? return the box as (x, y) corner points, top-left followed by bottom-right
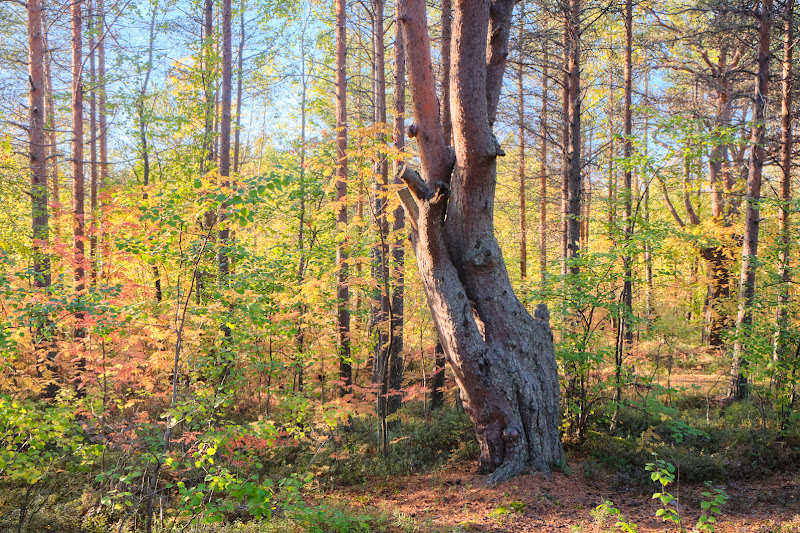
(430, 0), (452, 408)
(89, 0), (99, 284)
(42, 8), (59, 239)
(200, 0), (214, 176)
(139, 0), (162, 301)
(97, 0), (108, 281)
(560, 16), (569, 276)
(72, 0), (85, 294)
(29, 0), (50, 289)
(730, 0), (773, 400)
(71, 0), (86, 394)
(613, 0), (634, 432)
(388, 0), (406, 416)
(564, 0), (581, 275)
(371, 0), (394, 430)
(398, 0), (562, 482)
(775, 0), (794, 394)
(643, 75), (653, 322)
(607, 59), (616, 231)
(295, 21), (308, 391)
(218, 0), (232, 285)
(233, 7), (245, 175)
(517, 9), (526, 280)
(335, 0), (352, 396)
(539, 54), (548, 285)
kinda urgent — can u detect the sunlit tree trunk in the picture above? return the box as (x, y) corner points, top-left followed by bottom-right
(89, 0), (98, 284)
(730, 0), (773, 400)
(398, 0), (562, 482)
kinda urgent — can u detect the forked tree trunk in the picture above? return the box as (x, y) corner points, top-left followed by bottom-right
(730, 0), (773, 400)
(335, 0), (352, 396)
(398, 0), (562, 482)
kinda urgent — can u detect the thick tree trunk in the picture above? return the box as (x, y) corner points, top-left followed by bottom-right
(335, 0), (352, 396)
(72, 0), (85, 295)
(398, 0), (562, 482)
(774, 0), (793, 395)
(430, 339), (446, 410)
(730, 0), (773, 400)
(29, 0), (50, 289)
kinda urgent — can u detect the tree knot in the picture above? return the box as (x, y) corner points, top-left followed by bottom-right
(534, 303), (550, 323)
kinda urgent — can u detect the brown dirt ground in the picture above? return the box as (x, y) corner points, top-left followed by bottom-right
(331, 459), (800, 532)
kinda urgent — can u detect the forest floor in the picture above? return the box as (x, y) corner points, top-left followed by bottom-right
(329, 458), (800, 532)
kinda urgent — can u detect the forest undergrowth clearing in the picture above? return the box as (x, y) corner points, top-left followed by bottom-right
(333, 459), (800, 532)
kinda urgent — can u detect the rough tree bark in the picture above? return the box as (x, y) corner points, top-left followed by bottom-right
(397, 0), (562, 482)
(335, 0), (352, 396)
(564, 0), (581, 277)
(730, 0), (773, 400)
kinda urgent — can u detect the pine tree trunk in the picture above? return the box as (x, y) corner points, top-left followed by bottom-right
(398, 0), (562, 482)
(774, 0), (794, 397)
(89, 0), (98, 284)
(730, 0), (773, 400)
(335, 0), (352, 396)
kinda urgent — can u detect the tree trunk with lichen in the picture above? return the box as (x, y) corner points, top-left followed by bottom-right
(397, 0), (562, 483)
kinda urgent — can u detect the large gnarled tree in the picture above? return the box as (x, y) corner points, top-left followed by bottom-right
(397, 0), (562, 482)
